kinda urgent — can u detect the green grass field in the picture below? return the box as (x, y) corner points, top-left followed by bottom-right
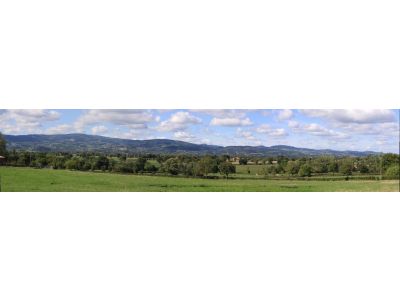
(0, 167), (398, 192)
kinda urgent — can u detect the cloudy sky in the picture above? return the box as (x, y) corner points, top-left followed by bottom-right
(0, 109), (399, 152)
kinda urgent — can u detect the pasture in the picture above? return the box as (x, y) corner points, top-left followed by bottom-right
(0, 167), (398, 192)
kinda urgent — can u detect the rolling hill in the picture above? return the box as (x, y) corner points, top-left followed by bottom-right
(3, 133), (379, 157)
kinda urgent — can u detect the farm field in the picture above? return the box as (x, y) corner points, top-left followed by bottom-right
(0, 167), (398, 192)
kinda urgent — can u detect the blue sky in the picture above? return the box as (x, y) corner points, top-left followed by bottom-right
(0, 109), (399, 152)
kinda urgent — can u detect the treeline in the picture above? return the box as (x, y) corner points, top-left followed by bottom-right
(1, 149), (399, 179)
(2, 151), (237, 178)
(257, 155), (400, 178)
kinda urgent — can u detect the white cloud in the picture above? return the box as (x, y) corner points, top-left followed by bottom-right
(256, 124), (271, 133)
(91, 125), (108, 135)
(277, 109), (293, 121)
(289, 121), (349, 139)
(210, 117), (253, 127)
(126, 124), (148, 129)
(173, 131), (211, 144)
(300, 109), (396, 124)
(256, 124), (287, 137)
(109, 128), (159, 140)
(260, 110), (272, 117)
(269, 128), (287, 137)
(0, 109), (60, 134)
(333, 122), (399, 136)
(236, 128), (261, 145)
(236, 128), (257, 140)
(288, 120), (300, 129)
(75, 109), (156, 130)
(156, 111), (202, 132)
(302, 123), (335, 136)
(190, 109), (247, 118)
(46, 124), (75, 134)
(173, 131), (196, 142)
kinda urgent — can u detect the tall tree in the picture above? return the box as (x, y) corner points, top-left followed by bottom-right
(218, 162), (236, 179)
(339, 158), (353, 176)
(198, 156), (215, 177)
(0, 132), (6, 156)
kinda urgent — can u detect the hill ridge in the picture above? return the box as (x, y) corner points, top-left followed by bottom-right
(3, 133), (380, 157)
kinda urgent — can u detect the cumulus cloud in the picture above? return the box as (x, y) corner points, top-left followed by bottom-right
(0, 109), (60, 134)
(173, 131), (196, 142)
(91, 125), (108, 135)
(173, 131), (211, 144)
(156, 111), (202, 132)
(236, 128), (257, 140)
(190, 109), (247, 118)
(236, 128), (261, 145)
(277, 109), (293, 121)
(300, 109), (396, 124)
(288, 120), (300, 129)
(75, 109), (156, 131)
(46, 124), (75, 134)
(260, 110), (272, 117)
(210, 117), (253, 127)
(333, 122), (399, 136)
(256, 124), (287, 137)
(289, 121), (349, 139)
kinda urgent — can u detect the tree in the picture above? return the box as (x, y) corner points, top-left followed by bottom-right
(65, 158), (79, 170)
(182, 162), (196, 177)
(0, 132), (6, 156)
(298, 164), (312, 177)
(312, 157), (329, 174)
(198, 156), (215, 177)
(382, 154), (400, 172)
(262, 165), (277, 176)
(286, 160), (300, 176)
(163, 158), (180, 175)
(327, 159), (338, 174)
(385, 165), (399, 178)
(218, 162), (236, 179)
(239, 157), (248, 165)
(134, 157), (147, 173)
(98, 155), (110, 171)
(339, 158), (353, 176)
(120, 160), (134, 173)
(357, 162), (369, 174)
(52, 156), (67, 169)
(144, 162), (158, 174)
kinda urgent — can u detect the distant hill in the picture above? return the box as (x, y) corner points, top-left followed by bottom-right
(3, 133), (380, 157)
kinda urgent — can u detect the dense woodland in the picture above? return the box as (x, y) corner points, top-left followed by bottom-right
(1, 132), (399, 180)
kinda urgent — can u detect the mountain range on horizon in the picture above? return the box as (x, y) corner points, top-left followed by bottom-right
(3, 133), (383, 157)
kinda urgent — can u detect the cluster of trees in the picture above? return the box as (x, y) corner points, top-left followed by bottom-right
(1, 149), (237, 178)
(258, 155), (399, 178)
(160, 156), (235, 178)
(1, 149), (399, 178)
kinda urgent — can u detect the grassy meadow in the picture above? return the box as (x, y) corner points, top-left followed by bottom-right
(0, 167), (398, 192)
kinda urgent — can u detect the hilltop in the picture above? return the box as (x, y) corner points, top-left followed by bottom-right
(4, 133), (380, 157)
